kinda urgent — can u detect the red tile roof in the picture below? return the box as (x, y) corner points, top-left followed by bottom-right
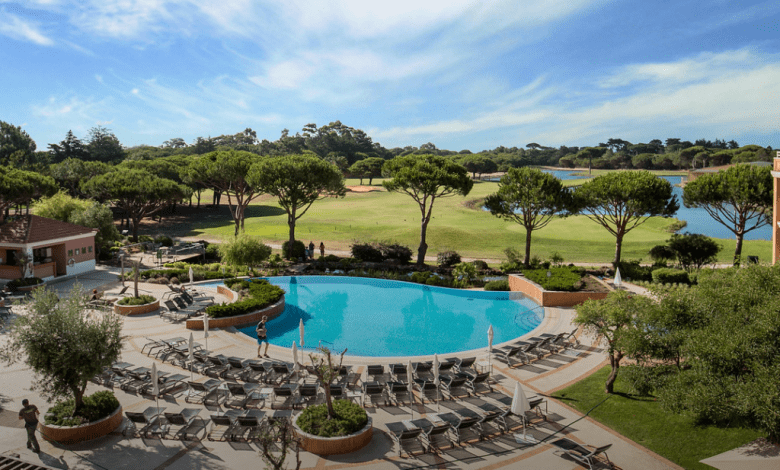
(0, 215), (96, 245)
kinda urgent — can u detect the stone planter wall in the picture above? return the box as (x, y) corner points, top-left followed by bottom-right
(508, 274), (609, 307)
(217, 284), (239, 302)
(39, 405), (123, 445)
(185, 297), (285, 330)
(294, 416), (373, 456)
(113, 300), (160, 316)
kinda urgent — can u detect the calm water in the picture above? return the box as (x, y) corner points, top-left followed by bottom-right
(234, 276), (542, 357)
(491, 170), (771, 241)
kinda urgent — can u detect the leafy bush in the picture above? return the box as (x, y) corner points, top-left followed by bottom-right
(117, 295), (156, 306)
(616, 259), (654, 282)
(499, 261), (523, 273)
(549, 252), (564, 267)
(453, 262), (477, 282)
(503, 247), (522, 264)
(351, 243), (383, 262)
(45, 390), (120, 427)
(207, 279), (284, 318)
(138, 235), (153, 243)
(323, 254), (340, 263)
(296, 400), (368, 437)
(6, 277), (43, 290)
(379, 243), (413, 264)
(221, 234), (272, 266)
(667, 233), (721, 271)
(154, 235), (173, 247)
(652, 268), (690, 285)
(135, 268), (233, 282)
(484, 280), (510, 291)
(282, 240), (306, 260)
(204, 243), (221, 261)
(471, 259), (488, 271)
(410, 271), (453, 287)
(522, 267), (583, 291)
(437, 251), (461, 267)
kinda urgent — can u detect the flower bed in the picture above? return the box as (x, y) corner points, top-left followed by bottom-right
(40, 391), (123, 444)
(509, 273), (609, 307)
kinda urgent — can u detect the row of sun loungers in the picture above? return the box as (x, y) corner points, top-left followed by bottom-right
(160, 290), (215, 321)
(494, 329), (579, 367)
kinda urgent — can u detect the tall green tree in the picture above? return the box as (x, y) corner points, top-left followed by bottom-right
(189, 150), (264, 236)
(0, 167), (58, 222)
(348, 157), (384, 185)
(574, 290), (654, 394)
(383, 154), (473, 266)
(247, 155), (346, 259)
(459, 154), (498, 178)
(86, 126), (124, 162)
(50, 158), (111, 197)
(573, 171), (678, 266)
(484, 168), (572, 266)
(82, 169), (190, 241)
(34, 192), (121, 252)
(0, 286), (125, 414)
(0, 120), (37, 168)
(48, 130), (89, 163)
(683, 164), (772, 264)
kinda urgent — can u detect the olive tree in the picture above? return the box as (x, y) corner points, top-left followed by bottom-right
(683, 164), (772, 265)
(383, 154), (473, 266)
(573, 171), (678, 266)
(0, 286), (125, 414)
(248, 155), (345, 260)
(484, 167), (572, 266)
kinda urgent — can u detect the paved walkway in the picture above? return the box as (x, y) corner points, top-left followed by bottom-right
(0, 271), (685, 470)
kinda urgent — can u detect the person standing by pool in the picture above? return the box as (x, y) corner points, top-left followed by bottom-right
(256, 316), (269, 357)
(319, 242), (325, 257)
(308, 241), (315, 259)
(18, 399), (40, 453)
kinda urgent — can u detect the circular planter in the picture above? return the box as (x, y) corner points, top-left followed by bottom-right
(114, 299), (160, 316)
(185, 296), (285, 330)
(40, 405), (123, 445)
(293, 415), (373, 456)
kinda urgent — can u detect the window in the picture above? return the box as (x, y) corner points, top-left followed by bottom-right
(82, 247), (87, 254)
(68, 249), (73, 256)
(75, 249), (80, 255)
(88, 246), (93, 253)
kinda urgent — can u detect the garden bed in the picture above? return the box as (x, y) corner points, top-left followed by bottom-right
(113, 298), (160, 316)
(508, 273), (609, 307)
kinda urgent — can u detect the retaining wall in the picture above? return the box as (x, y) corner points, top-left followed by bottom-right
(508, 274), (609, 307)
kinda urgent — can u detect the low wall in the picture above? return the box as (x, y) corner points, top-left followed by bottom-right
(294, 416), (373, 456)
(113, 300), (160, 316)
(508, 274), (609, 307)
(185, 296), (285, 330)
(217, 285), (239, 302)
(40, 406), (123, 445)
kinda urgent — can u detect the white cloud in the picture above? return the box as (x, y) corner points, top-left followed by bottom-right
(0, 9), (53, 45)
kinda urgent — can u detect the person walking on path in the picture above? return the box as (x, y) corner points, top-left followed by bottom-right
(308, 241), (315, 259)
(256, 316), (269, 357)
(18, 399), (40, 453)
(319, 242), (325, 257)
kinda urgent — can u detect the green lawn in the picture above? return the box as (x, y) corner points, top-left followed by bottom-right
(187, 177), (771, 264)
(553, 367), (763, 470)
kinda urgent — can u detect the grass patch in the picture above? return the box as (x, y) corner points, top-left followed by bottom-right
(553, 366), (762, 469)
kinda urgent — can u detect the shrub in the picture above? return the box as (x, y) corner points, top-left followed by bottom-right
(282, 240), (306, 260)
(379, 243), (413, 264)
(138, 235), (154, 243)
(154, 235), (173, 247)
(296, 399), (368, 437)
(169, 277), (180, 285)
(667, 233), (721, 271)
(503, 247), (522, 264)
(522, 267), (583, 291)
(499, 261), (523, 273)
(549, 252), (564, 267)
(45, 390), (120, 427)
(6, 277), (43, 290)
(437, 251), (461, 267)
(221, 234), (272, 266)
(652, 268), (690, 285)
(484, 280), (510, 291)
(204, 243), (221, 261)
(323, 254), (340, 263)
(471, 260), (488, 271)
(117, 295), (156, 306)
(616, 259), (653, 282)
(207, 279), (285, 318)
(453, 262), (477, 282)
(351, 243), (383, 262)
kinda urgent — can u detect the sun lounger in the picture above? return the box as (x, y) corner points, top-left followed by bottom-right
(362, 382), (386, 407)
(440, 375), (470, 399)
(204, 356), (231, 378)
(386, 381), (412, 405)
(207, 410), (242, 441)
(385, 422), (425, 457)
(297, 383), (319, 408)
(185, 379), (223, 404)
(412, 379), (439, 403)
(163, 408), (204, 440)
(459, 371), (492, 395)
(438, 411), (483, 445)
(551, 438), (614, 469)
(410, 418), (452, 453)
(389, 363), (408, 382)
(233, 410), (266, 441)
(365, 364), (385, 382)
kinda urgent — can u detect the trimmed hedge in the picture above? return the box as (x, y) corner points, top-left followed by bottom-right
(117, 295), (156, 306)
(282, 240), (306, 260)
(138, 268), (234, 281)
(207, 279), (285, 319)
(652, 268), (690, 285)
(484, 280), (510, 291)
(296, 399), (368, 437)
(522, 266), (584, 292)
(45, 391), (120, 427)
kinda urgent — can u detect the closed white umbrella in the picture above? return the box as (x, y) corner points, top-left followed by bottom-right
(511, 382), (535, 443)
(299, 318), (305, 347)
(151, 362), (160, 409)
(614, 267), (622, 289)
(488, 324), (494, 372)
(433, 354), (440, 412)
(203, 312), (209, 352)
(188, 332), (194, 381)
(407, 360), (415, 418)
(292, 341), (299, 375)
(188, 266), (194, 288)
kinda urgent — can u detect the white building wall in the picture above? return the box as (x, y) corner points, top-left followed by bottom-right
(66, 259), (96, 277)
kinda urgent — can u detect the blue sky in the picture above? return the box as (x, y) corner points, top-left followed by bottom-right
(2, 0), (779, 152)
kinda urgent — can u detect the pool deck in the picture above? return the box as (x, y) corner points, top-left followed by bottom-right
(0, 268), (686, 470)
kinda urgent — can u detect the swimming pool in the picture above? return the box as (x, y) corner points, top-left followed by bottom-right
(231, 276), (543, 357)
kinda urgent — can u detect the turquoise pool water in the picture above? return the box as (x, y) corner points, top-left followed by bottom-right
(229, 276), (542, 357)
